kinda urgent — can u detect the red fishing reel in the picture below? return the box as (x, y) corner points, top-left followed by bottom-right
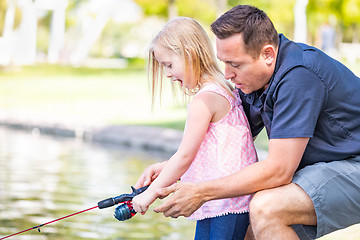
(97, 185), (149, 222)
(113, 200), (137, 221)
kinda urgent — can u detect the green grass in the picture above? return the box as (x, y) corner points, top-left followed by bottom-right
(0, 64), (271, 150)
(0, 64), (187, 129)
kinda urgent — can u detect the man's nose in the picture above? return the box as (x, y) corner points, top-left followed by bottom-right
(224, 64), (235, 80)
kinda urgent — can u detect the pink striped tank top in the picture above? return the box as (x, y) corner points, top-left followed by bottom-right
(181, 83), (258, 220)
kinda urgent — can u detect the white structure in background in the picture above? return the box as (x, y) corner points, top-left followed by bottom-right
(294, 0), (309, 43)
(37, 0), (68, 63)
(0, 0), (68, 65)
(0, 0), (141, 66)
(70, 0), (142, 65)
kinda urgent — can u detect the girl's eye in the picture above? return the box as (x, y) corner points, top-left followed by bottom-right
(161, 63), (172, 69)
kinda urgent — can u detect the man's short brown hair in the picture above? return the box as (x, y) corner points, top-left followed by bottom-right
(211, 5), (279, 58)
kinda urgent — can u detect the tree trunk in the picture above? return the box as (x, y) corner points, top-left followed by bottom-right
(168, 0), (178, 19)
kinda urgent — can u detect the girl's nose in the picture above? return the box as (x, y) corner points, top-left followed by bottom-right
(166, 69), (172, 78)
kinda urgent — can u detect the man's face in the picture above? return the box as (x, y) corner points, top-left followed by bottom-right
(216, 33), (274, 94)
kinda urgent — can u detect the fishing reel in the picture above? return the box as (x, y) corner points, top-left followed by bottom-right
(113, 200), (136, 221)
(97, 185), (148, 222)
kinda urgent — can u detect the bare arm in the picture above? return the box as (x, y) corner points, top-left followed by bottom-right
(154, 137), (309, 217)
(134, 161), (168, 188)
(132, 92), (223, 213)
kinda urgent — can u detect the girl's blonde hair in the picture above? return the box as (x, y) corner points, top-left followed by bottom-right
(148, 17), (234, 106)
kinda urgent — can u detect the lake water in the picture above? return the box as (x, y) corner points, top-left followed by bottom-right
(0, 127), (195, 240)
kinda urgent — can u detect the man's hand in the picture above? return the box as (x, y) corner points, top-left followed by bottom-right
(153, 182), (205, 218)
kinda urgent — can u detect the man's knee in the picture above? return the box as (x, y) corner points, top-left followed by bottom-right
(249, 189), (280, 222)
(250, 183), (316, 226)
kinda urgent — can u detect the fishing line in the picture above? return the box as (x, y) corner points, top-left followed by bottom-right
(0, 206), (98, 240)
(0, 185), (148, 240)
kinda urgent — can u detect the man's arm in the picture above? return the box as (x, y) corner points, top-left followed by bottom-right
(154, 137), (309, 218)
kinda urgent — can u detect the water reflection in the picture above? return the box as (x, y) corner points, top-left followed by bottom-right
(0, 127), (195, 239)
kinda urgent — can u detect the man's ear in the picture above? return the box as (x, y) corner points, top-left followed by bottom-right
(261, 45), (276, 65)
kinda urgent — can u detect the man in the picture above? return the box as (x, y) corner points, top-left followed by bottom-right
(136, 5), (360, 239)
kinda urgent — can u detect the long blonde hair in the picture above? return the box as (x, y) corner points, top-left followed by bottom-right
(148, 17), (234, 106)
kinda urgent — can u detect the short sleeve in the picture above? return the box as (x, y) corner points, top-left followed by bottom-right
(270, 67), (327, 139)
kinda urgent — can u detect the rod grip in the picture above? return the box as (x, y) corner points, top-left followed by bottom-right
(97, 198), (115, 209)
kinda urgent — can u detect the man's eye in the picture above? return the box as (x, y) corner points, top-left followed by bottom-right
(230, 63), (240, 68)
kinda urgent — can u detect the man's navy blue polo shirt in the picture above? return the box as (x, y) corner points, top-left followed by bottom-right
(239, 34), (360, 169)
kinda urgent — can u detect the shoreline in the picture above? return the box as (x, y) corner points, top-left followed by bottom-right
(0, 109), (267, 159)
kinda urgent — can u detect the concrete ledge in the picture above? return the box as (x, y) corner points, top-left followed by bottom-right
(0, 110), (267, 159)
(0, 115), (182, 155)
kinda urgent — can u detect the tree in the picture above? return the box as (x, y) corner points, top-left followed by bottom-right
(228, 0), (296, 38)
(308, 0), (360, 43)
(0, 0), (22, 36)
(341, 0), (360, 42)
(134, 0), (218, 25)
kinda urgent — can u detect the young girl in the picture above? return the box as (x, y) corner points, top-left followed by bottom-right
(132, 17), (258, 240)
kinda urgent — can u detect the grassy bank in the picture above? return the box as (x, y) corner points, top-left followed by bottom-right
(1, 61), (359, 151)
(0, 64), (271, 150)
(0, 64), (187, 129)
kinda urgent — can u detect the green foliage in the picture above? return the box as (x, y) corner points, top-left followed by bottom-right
(228, 0), (296, 37)
(134, 0), (168, 17)
(127, 57), (146, 69)
(0, 0), (22, 36)
(308, 0), (360, 42)
(36, 12), (52, 53)
(93, 20), (140, 59)
(342, 0), (360, 27)
(0, 0), (8, 35)
(176, 0), (217, 24)
(134, 0), (217, 25)
(307, 0), (340, 38)
(0, 64), (187, 129)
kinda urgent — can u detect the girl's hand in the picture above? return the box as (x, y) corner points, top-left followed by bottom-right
(132, 190), (158, 214)
(134, 161), (167, 188)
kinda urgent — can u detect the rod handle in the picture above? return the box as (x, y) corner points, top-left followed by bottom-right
(98, 198), (115, 209)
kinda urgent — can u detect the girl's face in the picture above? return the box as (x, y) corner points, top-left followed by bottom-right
(153, 45), (194, 89)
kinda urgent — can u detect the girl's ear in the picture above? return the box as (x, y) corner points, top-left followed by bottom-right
(261, 45), (276, 65)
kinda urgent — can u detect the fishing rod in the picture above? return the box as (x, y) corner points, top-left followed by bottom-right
(0, 185), (148, 240)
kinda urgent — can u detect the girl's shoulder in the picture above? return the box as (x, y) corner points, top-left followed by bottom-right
(197, 83), (236, 103)
(198, 83), (225, 95)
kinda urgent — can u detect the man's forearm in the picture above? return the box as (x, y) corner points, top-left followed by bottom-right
(197, 159), (292, 202)
(199, 138), (309, 201)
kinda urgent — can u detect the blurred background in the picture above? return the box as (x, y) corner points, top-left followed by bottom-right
(0, 0), (359, 129)
(0, 0), (359, 239)
(1, 0), (360, 67)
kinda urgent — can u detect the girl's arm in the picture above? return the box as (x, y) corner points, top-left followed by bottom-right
(132, 91), (223, 214)
(134, 161), (168, 189)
